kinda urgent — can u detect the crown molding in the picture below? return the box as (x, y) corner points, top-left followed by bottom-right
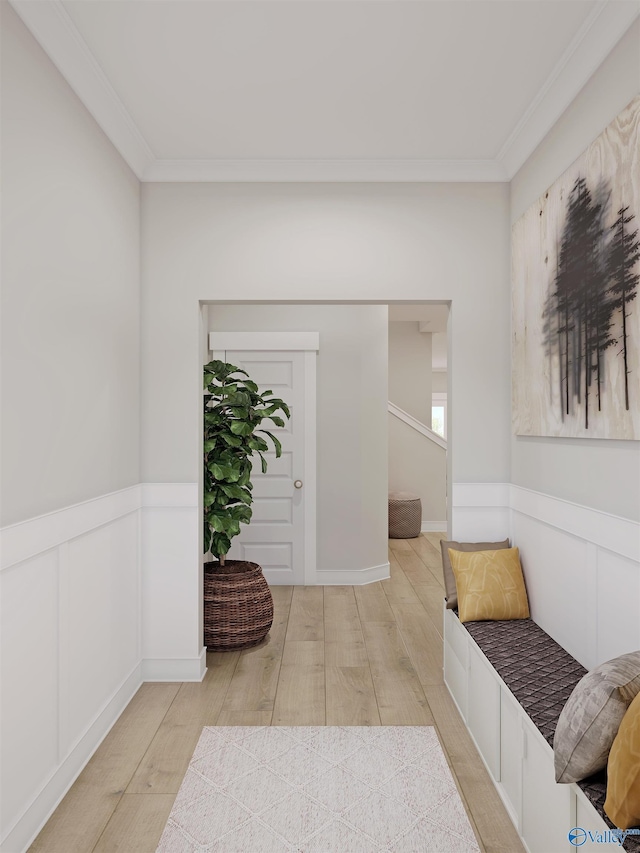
(498, 0), (640, 179)
(143, 158), (508, 182)
(10, 0), (639, 184)
(9, 0), (155, 178)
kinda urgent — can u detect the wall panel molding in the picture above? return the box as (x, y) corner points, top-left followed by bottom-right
(0, 485), (142, 572)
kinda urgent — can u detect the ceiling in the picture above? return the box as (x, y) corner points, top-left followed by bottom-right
(9, 0), (640, 182)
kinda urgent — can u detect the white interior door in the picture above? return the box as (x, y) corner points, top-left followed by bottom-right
(209, 333), (318, 585)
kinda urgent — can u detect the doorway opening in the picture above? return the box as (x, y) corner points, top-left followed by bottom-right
(199, 300), (452, 592)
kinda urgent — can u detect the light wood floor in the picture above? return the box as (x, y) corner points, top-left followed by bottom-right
(29, 534), (524, 853)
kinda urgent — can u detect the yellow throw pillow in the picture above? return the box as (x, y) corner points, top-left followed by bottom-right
(605, 690), (640, 829)
(448, 547), (530, 623)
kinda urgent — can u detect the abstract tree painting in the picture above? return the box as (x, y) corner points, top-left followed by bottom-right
(513, 96), (640, 439)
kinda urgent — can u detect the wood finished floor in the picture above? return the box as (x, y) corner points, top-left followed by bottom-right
(29, 534), (524, 853)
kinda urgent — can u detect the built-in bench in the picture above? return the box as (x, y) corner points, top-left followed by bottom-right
(444, 608), (640, 853)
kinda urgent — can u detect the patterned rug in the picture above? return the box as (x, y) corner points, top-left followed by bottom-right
(156, 726), (480, 852)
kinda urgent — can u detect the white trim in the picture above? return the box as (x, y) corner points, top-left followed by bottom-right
(141, 648), (207, 683)
(509, 484), (640, 563)
(1, 663), (142, 853)
(0, 485), (142, 571)
(450, 482), (511, 542)
(303, 350), (318, 586)
(499, 0), (640, 178)
(421, 521), (447, 533)
(211, 335), (319, 586)
(8, 0), (154, 179)
(10, 0), (639, 184)
(452, 482), (511, 508)
(209, 332), (320, 352)
(315, 562), (390, 586)
(140, 482), (198, 508)
(146, 158), (508, 183)
(388, 401), (447, 450)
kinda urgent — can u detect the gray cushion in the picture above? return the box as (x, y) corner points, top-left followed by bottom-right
(440, 539), (510, 609)
(554, 650), (640, 784)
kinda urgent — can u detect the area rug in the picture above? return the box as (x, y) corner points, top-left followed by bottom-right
(156, 726), (480, 852)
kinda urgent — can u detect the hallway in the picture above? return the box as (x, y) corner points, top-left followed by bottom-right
(30, 535), (523, 853)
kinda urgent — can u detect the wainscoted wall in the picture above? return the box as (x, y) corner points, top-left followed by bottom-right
(2, 481), (637, 851)
(140, 483), (204, 681)
(453, 483), (640, 672)
(510, 485), (640, 671)
(451, 483), (511, 541)
(0, 484), (204, 853)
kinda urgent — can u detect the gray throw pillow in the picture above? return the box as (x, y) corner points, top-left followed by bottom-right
(440, 539), (510, 610)
(554, 650), (640, 784)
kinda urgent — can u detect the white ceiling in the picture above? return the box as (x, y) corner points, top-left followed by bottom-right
(9, 0), (640, 181)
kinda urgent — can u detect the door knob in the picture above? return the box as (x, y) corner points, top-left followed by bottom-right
(294, 480), (303, 489)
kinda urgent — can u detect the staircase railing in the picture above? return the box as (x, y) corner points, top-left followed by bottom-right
(388, 401), (447, 450)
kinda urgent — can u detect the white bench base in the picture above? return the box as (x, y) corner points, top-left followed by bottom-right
(443, 606), (611, 853)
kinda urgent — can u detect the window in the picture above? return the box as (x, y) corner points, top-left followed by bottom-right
(432, 393), (447, 437)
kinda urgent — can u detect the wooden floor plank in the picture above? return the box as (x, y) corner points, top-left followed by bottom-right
(127, 651), (239, 794)
(217, 593), (291, 713)
(324, 631), (369, 667)
(353, 583), (395, 623)
(281, 638), (324, 666)
(323, 585), (358, 625)
(326, 665), (381, 726)
(92, 794), (176, 853)
(390, 603), (444, 688)
(429, 685), (524, 853)
(29, 684), (179, 853)
(272, 663), (325, 725)
(361, 622), (434, 725)
(324, 585), (369, 666)
(423, 531), (447, 552)
(394, 547), (442, 588)
(387, 537), (415, 553)
(215, 709), (273, 726)
(408, 582), (447, 636)
(284, 586), (324, 641)
(408, 535), (447, 587)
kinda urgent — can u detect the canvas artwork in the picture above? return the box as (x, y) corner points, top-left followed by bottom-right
(512, 95), (640, 439)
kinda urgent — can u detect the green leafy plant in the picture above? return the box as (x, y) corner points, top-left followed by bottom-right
(203, 360), (290, 565)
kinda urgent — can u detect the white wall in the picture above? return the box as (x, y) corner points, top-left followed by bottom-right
(141, 182), (511, 486)
(510, 19), (640, 523)
(388, 321), (432, 423)
(141, 182), (509, 647)
(432, 373), (448, 394)
(389, 415), (447, 526)
(0, 10), (143, 851)
(208, 303), (389, 575)
(388, 321), (446, 525)
(1, 4), (141, 527)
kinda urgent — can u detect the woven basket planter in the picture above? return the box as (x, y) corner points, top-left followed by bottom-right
(203, 560), (274, 651)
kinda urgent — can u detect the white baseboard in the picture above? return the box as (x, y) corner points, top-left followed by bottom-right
(421, 521), (447, 532)
(1, 663), (142, 853)
(315, 562), (390, 585)
(141, 647), (207, 683)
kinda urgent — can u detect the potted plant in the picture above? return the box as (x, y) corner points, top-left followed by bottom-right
(203, 359), (290, 650)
